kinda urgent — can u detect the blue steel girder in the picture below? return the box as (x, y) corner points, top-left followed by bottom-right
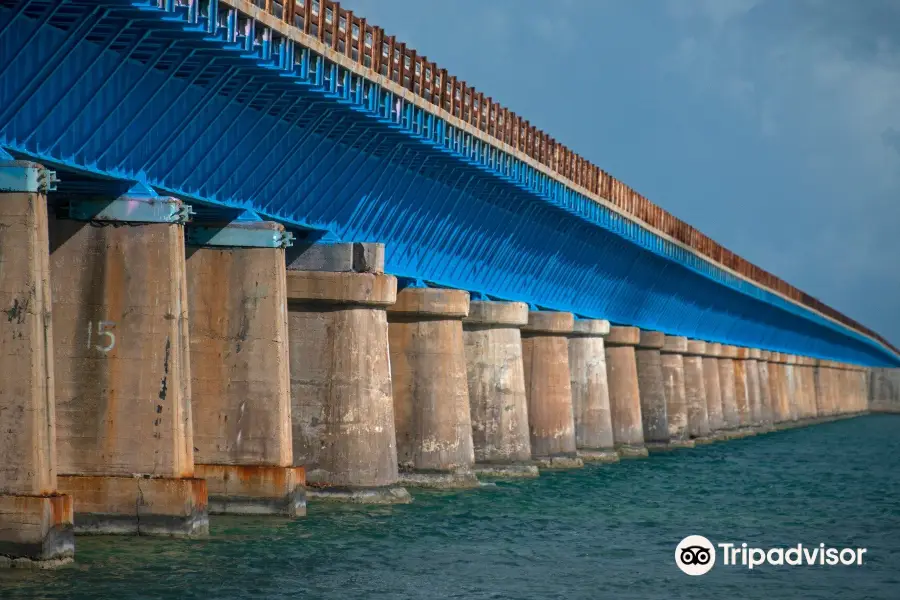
(0, 0), (896, 366)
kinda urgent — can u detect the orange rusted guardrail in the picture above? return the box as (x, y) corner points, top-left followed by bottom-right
(247, 0), (896, 355)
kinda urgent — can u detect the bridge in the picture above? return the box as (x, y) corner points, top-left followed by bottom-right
(0, 0), (898, 567)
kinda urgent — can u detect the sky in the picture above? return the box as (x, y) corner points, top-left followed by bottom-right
(344, 0), (900, 346)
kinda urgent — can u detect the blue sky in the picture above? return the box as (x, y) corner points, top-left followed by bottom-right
(345, 0), (900, 345)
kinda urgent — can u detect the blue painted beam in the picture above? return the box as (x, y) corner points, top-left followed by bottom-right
(0, 0), (895, 366)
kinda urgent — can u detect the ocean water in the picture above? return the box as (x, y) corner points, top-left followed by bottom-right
(2, 415), (899, 600)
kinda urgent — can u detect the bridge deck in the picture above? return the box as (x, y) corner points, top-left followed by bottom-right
(0, 0), (896, 366)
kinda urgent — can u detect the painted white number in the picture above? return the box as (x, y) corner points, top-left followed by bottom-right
(86, 320), (117, 353)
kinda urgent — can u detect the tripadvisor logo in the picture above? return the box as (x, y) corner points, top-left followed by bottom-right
(675, 535), (867, 576)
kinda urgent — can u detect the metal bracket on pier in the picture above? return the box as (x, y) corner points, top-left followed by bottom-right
(186, 224), (295, 248)
(67, 197), (194, 224)
(0, 161), (59, 193)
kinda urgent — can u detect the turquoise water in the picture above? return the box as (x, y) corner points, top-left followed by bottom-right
(2, 415), (899, 599)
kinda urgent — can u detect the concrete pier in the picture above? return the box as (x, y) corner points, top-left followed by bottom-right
(718, 345), (742, 435)
(733, 348), (752, 431)
(185, 222), (305, 516)
(869, 368), (900, 413)
(49, 196), (207, 536)
(0, 163), (74, 567)
(768, 353), (790, 424)
(785, 355), (799, 422)
(702, 343), (725, 435)
(605, 327), (647, 457)
(463, 301), (537, 478)
(521, 311), (583, 469)
(814, 360), (831, 418)
(745, 349), (763, 430)
(636, 330), (672, 451)
(661, 336), (693, 448)
(387, 287), (478, 488)
(757, 351), (773, 431)
(568, 319), (619, 463)
(798, 356), (818, 421)
(285, 243), (409, 503)
(683, 340), (711, 442)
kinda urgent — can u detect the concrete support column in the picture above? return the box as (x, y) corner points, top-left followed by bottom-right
(702, 343), (725, 435)
(746, 349), (763, 430)
(718, 345), (741, 433)
(785, 355), (799, 423)
(733, 348), (753, 432)
(769, 353), (790, 424)
(661, 336), (693, 448)
(387, 287), (478, 488)
(835, 363), (847, 416)
(796, 357), (811, 422)
(462, 301), (537, 478)
(50, 196), (207, 536)
(0, 161), (74, 567)
(757, 351), (774, 431)
(801, 357), (818, 421)
(521, 311), (583, 469)
(683, 340), (711, 442)
(185, 222), (305, 516)
(285, 243), (409, 504)
(605, 327), (647, 458)
(869, 368), (900, 413)
(814, 360), (830, 419)
(568, 319), (619, 463)
(853, 366), (869, 414)
(636, 330), (669, 451)
(829, 362), (843, 417)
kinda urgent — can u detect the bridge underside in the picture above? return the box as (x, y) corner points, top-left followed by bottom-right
(0, 0), (895, 366)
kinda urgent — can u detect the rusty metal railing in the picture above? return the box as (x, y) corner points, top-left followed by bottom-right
(221, 0), (896, 355)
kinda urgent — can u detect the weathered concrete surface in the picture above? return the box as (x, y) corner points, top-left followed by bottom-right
(388, 287), (478, 488)
(192, 465), (305, 516)
(757, 351), (773, 429)
(745, 349), (762, 428)
(661, 336), (693, 448)
(800, 358), (818, 420)
(568, 319), (618, 463)
(768, 353), (790, 423)
(605, 327), (646, 456)
(463, 301), (537, 478)
(60, 475), (207, 536)
(683, 341), (710, 440)
(785, 356), (799, 422)
(702, 343), (725, 433)
(285, 241), (383, 273)
(814, 360), (831, 418)
(522, 311), (583, 469)
(286, 268), (410, 503)
(636, 330), (669, 448)
(0, 183), (74, 566)
(718, 346), (740, 430)
(733, 348), (752, 428)
(869, 368), (900, 413)
(48, 205), (207, 536)
(186, 225), (304, 516)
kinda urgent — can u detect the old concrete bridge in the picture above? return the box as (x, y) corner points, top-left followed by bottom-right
(1, 0), (899, 567)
